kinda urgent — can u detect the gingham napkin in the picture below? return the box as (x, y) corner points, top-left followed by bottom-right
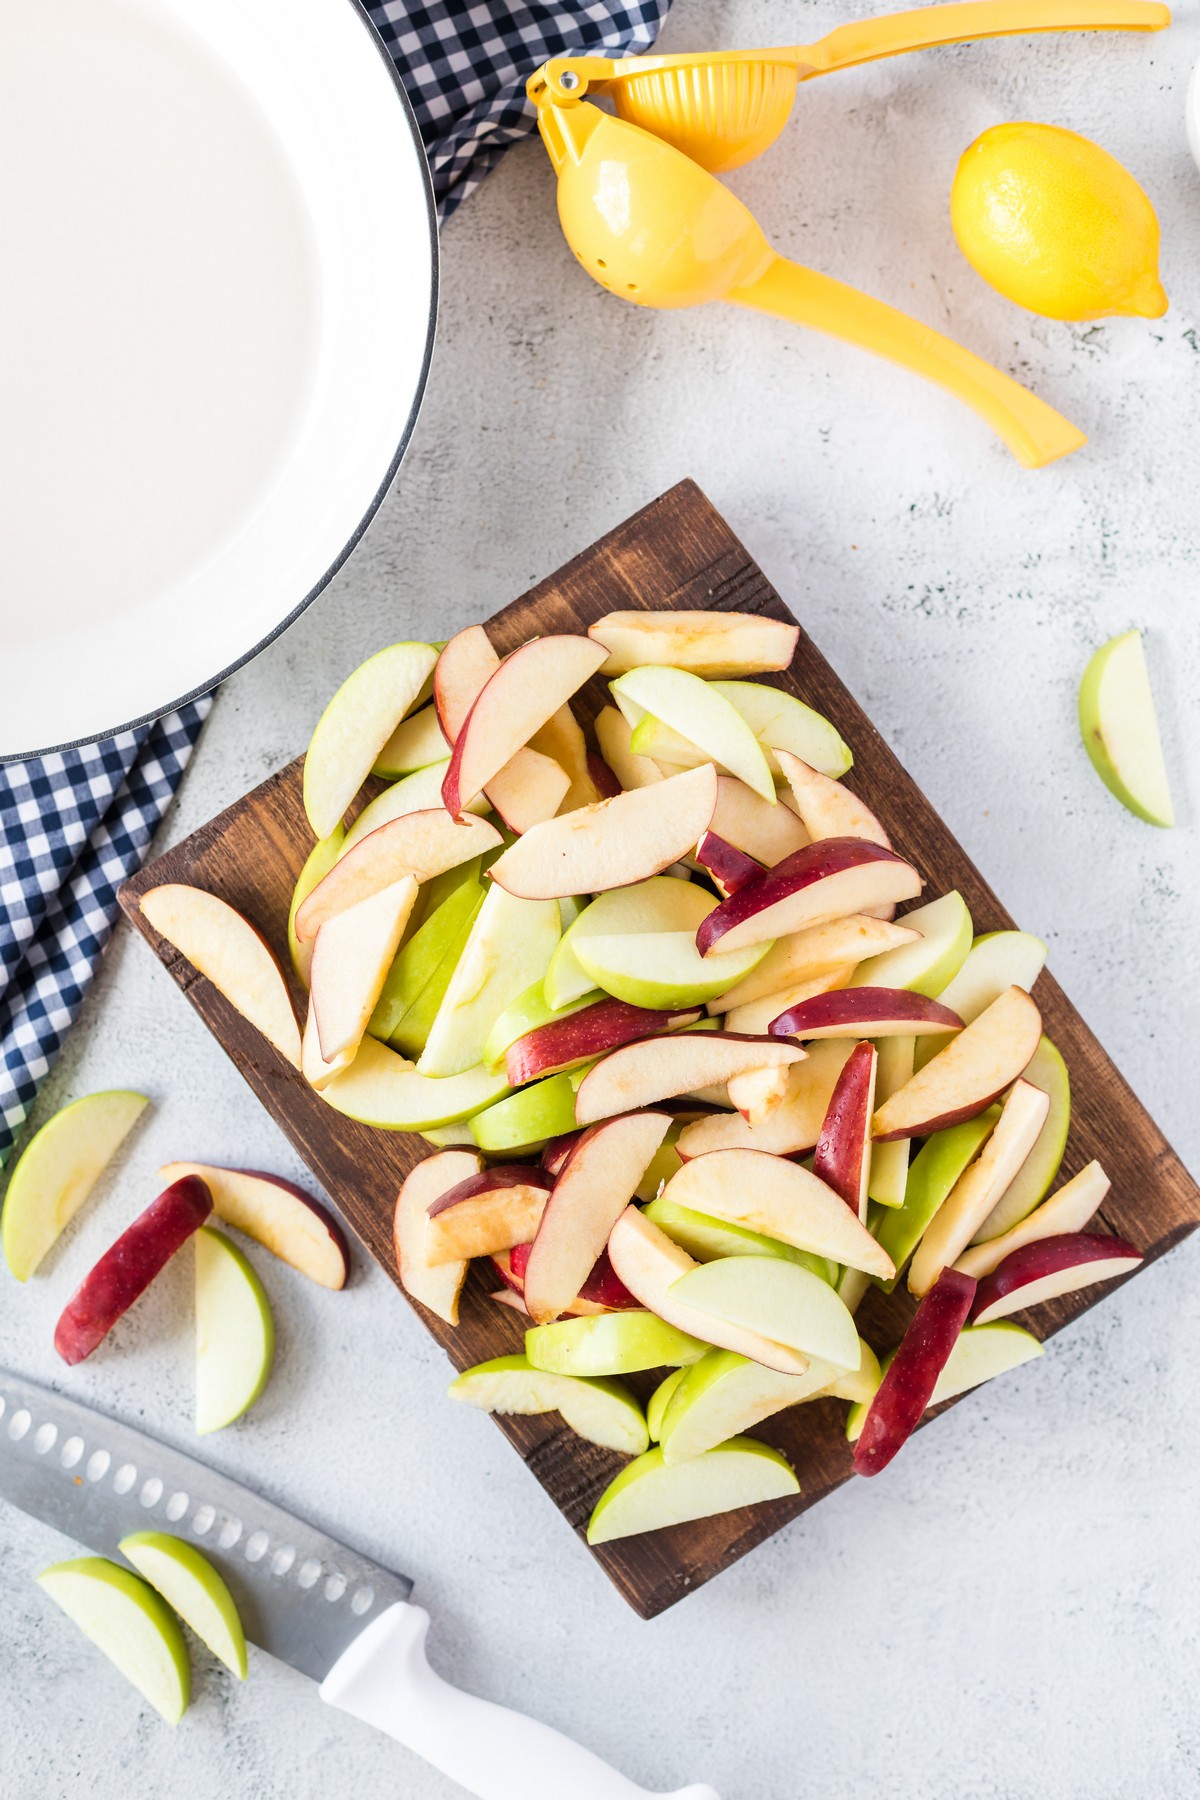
(0, 0), (669, 1170)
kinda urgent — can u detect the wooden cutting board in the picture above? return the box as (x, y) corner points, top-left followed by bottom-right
(119, 479), (1200, 1619)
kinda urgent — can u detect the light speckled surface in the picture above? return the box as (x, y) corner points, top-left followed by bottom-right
(3, 5), (1200, 1797)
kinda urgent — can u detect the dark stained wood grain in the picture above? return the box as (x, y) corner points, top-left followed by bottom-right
(119, 480), (1200, 1618)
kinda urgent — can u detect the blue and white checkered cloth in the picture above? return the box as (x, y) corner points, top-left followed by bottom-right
(0, 0), (668, 1169)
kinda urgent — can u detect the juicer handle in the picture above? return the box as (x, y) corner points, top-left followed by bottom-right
(729, 257), (1085, 468)
(795, 0), (1169, 79)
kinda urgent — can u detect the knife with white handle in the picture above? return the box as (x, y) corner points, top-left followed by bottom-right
(0, 1368), (718, 1800)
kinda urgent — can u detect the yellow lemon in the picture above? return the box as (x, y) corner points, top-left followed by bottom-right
(951, 122), (1167, 322)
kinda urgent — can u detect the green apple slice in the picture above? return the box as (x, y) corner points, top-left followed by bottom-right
(587, 1438), (798, 1544)
(304, 642), (439, 839)
(195, 1228), (275, 1434)
(373, 703), (448, 778)
(710, 680), (852, 779)
(642, 1195), (837, 1285)
(468, 1070), (582, 1154)
(867, 1037), (915, 1208)
(545, 876), (703, 1011)
(845, 1322), (1041, 1441)
(119, 1532), (247, 1680)
(850, 891), (972, 998)
(968, 1036), (1069, 1242)
(369, 867), (484, 1042)
(417, 887), (561, 1077)
(659, 1347), (833, 1464)
(913, 928), (1047, 1071)
(612, 666), (776, 801)
(321, 1038), (509, 1130)
(287, 830), (344, 988)
(635, 1123), (685, 1201)
(670, 1256), (860, 1370)
(388, 890), (486, 1059)
(448, 1354), (649, 1455)
(481, 981), (602, 1071)
(343, 760), (490, 854)
(647, 1368), (687, 1441)
(1078, 628), (1174, 827)
(574, 929), (768, 1010)
(2, 1090), (148, 1280)
(872, 1109), (999, 1290)
(37, 1557), (191, 1723)
(525, 1311), (710, 1377)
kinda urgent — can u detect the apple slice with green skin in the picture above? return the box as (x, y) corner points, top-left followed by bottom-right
(606, 1207), (812, 1374)
(504, 997), (700, 1087)
(158, 1163), (349, 1290)
(310, 875), (419, 1064)
(1078, 628), (1174, 827)
(867, 1036), (915, 1208)
(914, 929), (1048, 1074)
(483, 981), (602, 1069)
(659, 1348), (835, 1464)
(484, 747), (571, 834)
(697, 839), (922, 958)
(849, 892), (972, 999)
(344, 762), (490, 856)
(710, 775), (809, 865)
(448, 1354), (649, 1455)
(288, 829), (343, 987)
(955, 1159), (1109, 1281)
(488, 764), (719, 901)
(574, 1033), (805, 1126)
(710, 915), (917, 1014)
(647, 1368), (687, 1440)
(722, 966), (856, 1037)
(37, 1558), (191, 1724)
(774, 750), (886, 843)
(593, 704), (664, 790)
(525, 1309), (711, 1377)
(660, 1150), (895, 1279)
(119, 1532), (247, 1680)
(140, 886), (301, 1069)
(587, 1437), (798, 1544)
(296, 811), (499, 942)
(612, 667), (776, 801)
(726, 1062), (792, 1125)
(770, 986), (962, 1041)
(54, 1175), (213, 1365)
(424, 1166), (551, 1266)
(969, 1036), (1070, 1242)
(872, 986), (1042, 1141)
(370, 866), (485, 1043)
(676, 1041), (854, 1160)
(873, 1109), (999, 1291)
(575, 928), (768, 1012)
(669, 1257), (860, 1370)
(545, 874), (704, 1010)
(387, 889), (487, 1061)
(836, 1263), (872, 1317)
(303, 641), (439, 839)
(469, 1071), (581, 1155)
(908, 1079), (1050, 1296)
(321, 1037), (509, 1130)
(373, 702), (449, 778)
(846, 1321), (1042, 1441)
(853, 1266), (977, 1476)
(195, 1226), (275, 1433)
(588, 609), (799, 678)
(417, 886), (561, 1077)
(694, 832), (763, 896)
(643, 1196), (837, 1285)
(524, 1112), (671, 1325)
(708, 682), (853, 781)
(813, 1041), (877, 1222)
(394, 1150), (481, 1324)
(2, 1090), (148, 1282)
(970, 1232), (1142, 1325)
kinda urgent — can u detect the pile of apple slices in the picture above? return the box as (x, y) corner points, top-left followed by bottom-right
(137, 608), (1142, 1540)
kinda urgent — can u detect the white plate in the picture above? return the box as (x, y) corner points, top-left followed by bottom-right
(0, 0), (437, 759)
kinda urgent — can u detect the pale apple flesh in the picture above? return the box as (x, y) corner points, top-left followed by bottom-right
(710, 914), (918, 1014)
(916, 928), (1048, 1070)
(709, 774), (809, 865)
(295, 810), (499, 940)
(574, 1031), (805, 1126)
(505, 998), (702, 1086)
(509, 1239), (640, 1311)
(119, 1531), (248, 1680)
(867, 1034), (915, 1209)
(848, 890), (973, 999)
(769, 986), (962, 1041)
(726, 1062), (793, 1126)
(708, 679), (853, 781)
(954, 1159), (1109, 1281)
(1078, 627), (1174, 828)
(669, 1255), (861, 1370)
(642, 1195), (838, 1285)
(696, 838), (922, 958)
(612, 665), (776, 802)
(524, 1307), (711, 1376)
(586, 1439), (799, 1545)
(435, 624), (500, 741)
(846, 1320), (1042, 1440)
(194, 1226), (275, 1434)
(587, 609), (799, 678)
(970, 1232), (1142, 1325)
(593, 703), (664, 791)
(37, 1558), (191, 1724)
(2, 1090), (148, 1283)
(158, 1162), (349, 1289)
(659, 1347), (832, 1465)
(303, 640), (439, 840)
(775, 749), (889, 845)
(416, 884), (561, 1078)
(872, 985), (1042, 1141)
(722, 967), (856, 1037)
(372, 701), (448, 778)
(812, 1040), (877, 1222)
(448, 1354), (649, 1455)
(969, 1036), (1070, 1242)
(424, 1166), (552, 1266)
(309, 874), (419, 1063)
(853, 1266), (977, 1476)
(485, 747), (571, 833)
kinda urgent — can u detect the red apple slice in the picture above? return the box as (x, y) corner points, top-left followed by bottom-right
(770, 986), (963, 1041)
(908, 1078), (1051, 1295)
(158, 1163), (349, 1290)
(506, 1241), (639, 1312)
(710, 914), (918, 1014)
(441, 636), (607, 817)
(954, 1160), (1110, 1281)
(424, 1166), (552, 1265)
(813, 1041), (877, 1222)
(710, 776), (809, 865)
(506, 998), (702, 1087)
(694, 833), (763, 896)
(696, 839), (922, 958)
(587, 610), (799, 677)
(970, 1232), (1142, 1325)
(661, 1149), (894, 1279)
(540, 1131), (582, 1178)
(587, 751), (622, 801)
(394, 1150), (482, 1324)
(774, 750), (890, 846)
(54, 1176), (213, 1365)
(853, 1266), (977, 1477)
(524, 1112), (672, 1324)
(726, 1063), (792, 1126)
(487, 765), (718, 901)
(722, 967), (855, 1038)
(139, 885), (301, 1069)
(676, 1041), (855, 1159)
(574, 1032), (806, 1126)
(485, 748), (571, 834)
(435, 626), (500, 742)
(295, 811), (499, 941)
(872, 986), (1042, 1141)
(310, 875), (419, 1064)
(435, 629), (578, 821)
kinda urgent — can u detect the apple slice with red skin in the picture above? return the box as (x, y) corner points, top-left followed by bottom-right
(587, 751), (622, 801)
(872, 986), (1042, 1141)
(508, 1241), (640, 1310)
(694, 833), (763, 897)
(696, 838), (922, 958)
(139, 886), (301, 1069)
(770, 986), (963, 1042)
(723, 967), (855, 1038)
(54, 1176), (213, 1365)
(574, 1032), (806, 1126)
(506, 997), (702, 1087)
(774, 750), (890, 847)
(490, 1248), (608, 1317)
(424, 1165), (552, 1266)
(710, 776), (809, 866)
(813, 1041), (877, 1222)
(853, 1266), (977, 1477)
(434, 628), (574, 823)
(970, 1232), (1142, 1325)
(434, 626), (498, 741)
(394, 1150), (482, 1324)
(441, 636), (607, 817)
(710, 914), (918, 1015)
(158, 1163), (349, 1290)
(954, 1160), (1110, 1281)
(677, 1041), (854, 1159)
(541, 1131), (582, 1178)
(524, 1112), (672, 1324)
(726, 1063), (792, 1126)
(295, 811), (499, 941)
(485, 748), (570, 834)
(487, 765), (719, 901)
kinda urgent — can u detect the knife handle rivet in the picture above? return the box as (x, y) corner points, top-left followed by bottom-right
(7, 1409), (31, 1441)
(245, 1529), (269, 1562)
(140, 1476), (163, 1508)
(113, 1463), (137, 1496)
(61, 1435), (84, 1469)
(33, 1423), (57, 1455)
(85, 1450), (110, 1483)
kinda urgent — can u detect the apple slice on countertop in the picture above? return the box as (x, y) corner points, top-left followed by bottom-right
(523, 1112), (671, 1325)
(710, 914), (918, 1014)
(309, 875), (419, 1065)
(119, 1532), (247, 1680)
(852, 1266), (977, 1476)
(593, 704), (664, 791)
(970, 1232), (1142, 1325)
(660, 1150), (895, 1279)
(587, 1438), (799, 1545)
(394, 1150), (481, 1324)
(710, 775), (809, 865)
(139, 886), (302, 1069)
(726, 1062), (792, 1126)
(295, 810), (499, 941)
(574, 1032), (805, 1125)
(612, 666), (776, 801)
(696, 839), (922, 958)
(670, 1255), (861, 1370)
(195, 1227), (275, 1433)
(303, 640), (439, 839)
(1078, 627), (1174, 827)
(849, 892), (973, 999)
(915, 928), (1048, 1070)
(37, 1558), (191, 1724)
(774, 750), (888, 844)
(866, 1035), (916, 1209)
(659, 1348), (834, 1465)
(525, 1308), (711, 1376)
(487, 764), (719, 901)
(158, 1163), (349, 1290)
(643, 1196), (837, 1285)
(872, 985), (1042, 1141)
(448, 1354), (649, 1455)
(54, 1175), (213, 1366)
(708, 683), (853, 781)
(955, 1159), (1109, 1281)
(770, 987), (962, 1041)
(968, 1036), (1070, 1242)
(320, 1037), (509, 1131)
(288, 829), (343, 987)
(676, 1040), (854, 1159)
(505, 998), (701, 1086)
(813, 1041), (877, 1222)
(694, 832), (763, 896)
(588, 609), (799, 677)
(845, 1320), (1042, 1442)
(722, 966), (856, 1037)
(2, 1090), (148, 1282)
(417, 886), (561, 1078)
(372, 702), (449, 778)
(424, 1165), (552, 1266)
